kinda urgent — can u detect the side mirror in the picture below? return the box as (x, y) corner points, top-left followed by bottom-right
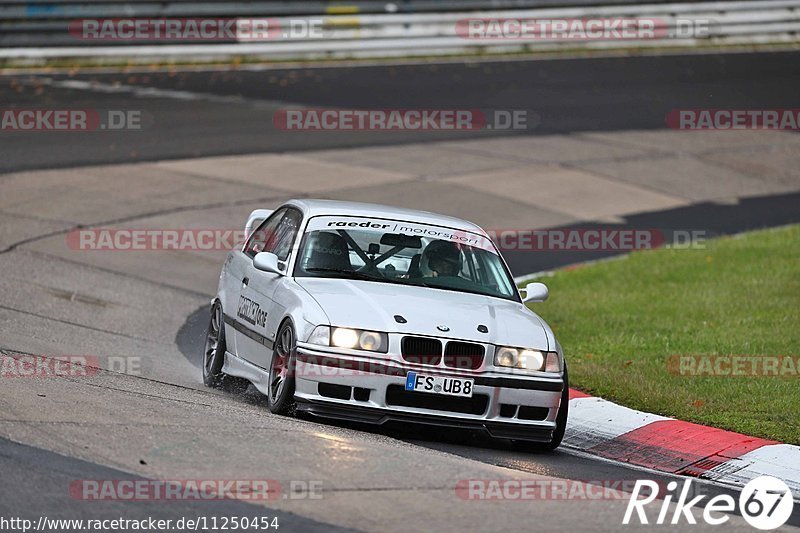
(253, 252), (282, 275)
(521, 282), (548, 303)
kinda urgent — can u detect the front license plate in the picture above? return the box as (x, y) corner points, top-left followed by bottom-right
(404, 372), (474, 398)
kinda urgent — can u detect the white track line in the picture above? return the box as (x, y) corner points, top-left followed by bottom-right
(30, 77), (301, 109)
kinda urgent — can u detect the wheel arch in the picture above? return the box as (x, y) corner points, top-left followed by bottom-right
(274, 281), (327, 344)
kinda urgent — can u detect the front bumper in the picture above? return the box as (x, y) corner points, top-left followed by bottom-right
(294, 344), (564, 442)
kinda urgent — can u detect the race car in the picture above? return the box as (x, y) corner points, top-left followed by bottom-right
(203, 199), (569, 450)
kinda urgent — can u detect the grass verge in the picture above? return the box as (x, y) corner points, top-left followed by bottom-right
(527, 225), (800, 443)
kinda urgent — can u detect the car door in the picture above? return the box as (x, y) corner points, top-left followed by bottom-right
(232, 207), (287, 364)
(219, 250), (248, 358)
(219, 210), (278, 358)
(237, 207), (302, 369)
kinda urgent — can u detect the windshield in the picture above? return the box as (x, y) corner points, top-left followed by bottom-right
(293, 216), (518, 301)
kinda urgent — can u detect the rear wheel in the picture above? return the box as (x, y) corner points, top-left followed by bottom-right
(267, 320), (297, 415)
(512, 365), (569, 452)
(202, 302), (227, 388)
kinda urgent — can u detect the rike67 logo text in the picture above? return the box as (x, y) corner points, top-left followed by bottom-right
(624, 476), (794, 530)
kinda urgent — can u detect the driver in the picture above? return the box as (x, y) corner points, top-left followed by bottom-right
(421, 240), (462, 277)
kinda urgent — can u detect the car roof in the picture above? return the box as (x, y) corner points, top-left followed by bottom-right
(283, 199), (487, 235)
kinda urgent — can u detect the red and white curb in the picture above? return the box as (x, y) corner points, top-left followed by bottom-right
(563, 389), (800, 500)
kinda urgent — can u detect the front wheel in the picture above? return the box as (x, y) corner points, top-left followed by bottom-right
(267, 320), (297, 415)
(202, 302), (227, 388)
(512, 365), (569, 452)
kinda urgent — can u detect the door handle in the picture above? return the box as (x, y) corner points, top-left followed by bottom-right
(242, 277), (249, 287)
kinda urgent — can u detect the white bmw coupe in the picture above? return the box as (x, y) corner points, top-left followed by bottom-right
(204, 199), (569, 450)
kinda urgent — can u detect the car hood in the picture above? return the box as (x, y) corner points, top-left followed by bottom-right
(295, 277), (551, 349)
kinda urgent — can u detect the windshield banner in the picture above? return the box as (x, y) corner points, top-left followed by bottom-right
(306, 216), (496, 253)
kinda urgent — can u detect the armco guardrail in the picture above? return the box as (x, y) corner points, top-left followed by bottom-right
(1, 0), (798, 62)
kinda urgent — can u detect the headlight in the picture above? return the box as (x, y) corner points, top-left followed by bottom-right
(331, 327), (359, 349)
(359, 330), (383, 351)
(494, 347), (561, 373)
(519, 349), (545, 371)
(309, 326), (388, 353)
(495, 347), (519, 368)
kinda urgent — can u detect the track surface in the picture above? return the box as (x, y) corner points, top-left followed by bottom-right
(1, 51), (799, 532)
(2, 50), (800, 173)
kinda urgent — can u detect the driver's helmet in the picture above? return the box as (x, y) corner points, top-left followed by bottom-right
(420, 239), (462, 277)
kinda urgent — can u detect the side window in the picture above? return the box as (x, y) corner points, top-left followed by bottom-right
(269, 209), (303, 262)
(244, 208), (286, 258)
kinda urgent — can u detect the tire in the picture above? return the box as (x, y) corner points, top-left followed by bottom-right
(512, 365), (569, 452)
(202, 302), (227, 388)
(267, 319), (297, 415)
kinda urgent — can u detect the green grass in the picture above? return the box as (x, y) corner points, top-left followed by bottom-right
(526, 225), (800, 443)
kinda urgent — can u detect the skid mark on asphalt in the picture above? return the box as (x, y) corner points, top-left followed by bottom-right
(0, 348), (204, 395)
(23, 249), (212, 299)
(0, 303), (161, 343)
(0, 191), (290, 255)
